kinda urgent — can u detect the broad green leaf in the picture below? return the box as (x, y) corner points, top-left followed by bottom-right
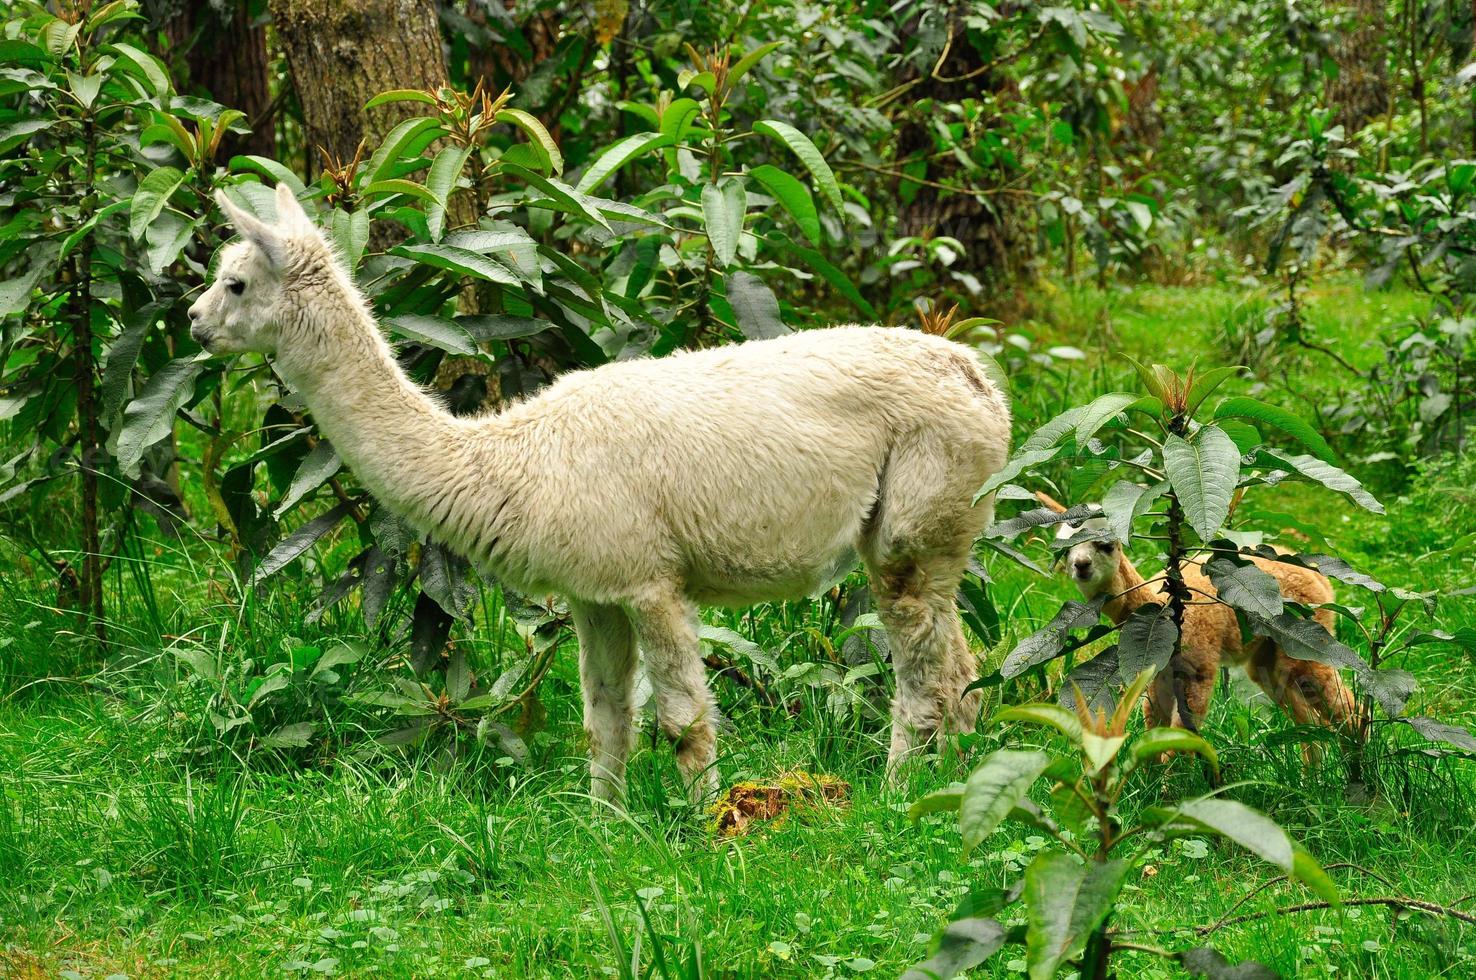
(1073, 391), (1139, 444)
(1024, 853), (1129, 980)
(259, 722), (315, 749)
(392, 242), (522, 287)
(362, 178), (438, 205)
(1080, 732), (1125, 775)
(107, 42), (170, 101)
(1246, 612), (1399, 710)
(388, 314), (478, 356)
(1212, 396), (1336, 463)
(1400, 716), (1476, 753)
(959, 749), (1051, 851)
(1000, 600), (1103, 678)
(902, 918), (1006, 980)
(101, 301), (165, 421)
(458, 315), (550, 341)
(1021, 406), (1085, 451)
(1293, 848), (1340, 906)
(975, 446), (1065, 503)
(66, 70), (101, 108)
(311, 642), (365, 678)
(425, 145), (472, 242)
(1100, 479), (1167, 543)
(116, 357), (204, 477)
(330, 207), (370, 270)
(1253, 448), (1383, 514)
(574, 132), (673, 194)
(274, 441), (341, 517)
(908, 784), (965, 821)
(753, 119), (843, 213)
(1163, 425), (1240, 541)
(991, 703), (1082, 743)
(500, 163), (612, 231)
(364, 88), (438, 108)
(129, 165), (185, 241)
(677, 68), (716, 95)
(750, 164), (820, 243)
(0, 119), (53, 155)
(729, 40), (784, 84)
(145, 210), (194, 275)
(252, 502), (354, 582)
(701, 177), (746, 268)
(660, 97), (702, 153)
(496, 107), (563, 175)
(1115, 602), (1178, 678)
(1129, 728), (1219, 774)
(1123, 198), (1152, 231)
(1159, 799), (1293, 871)
(1204, 557), (1284, 618)
(724, 270), (788, 339)
(775, 237), (876, 317)
(365, 116), (443, 184)
(227, 155), (308, 195)
(1184, 365), (1243, 416)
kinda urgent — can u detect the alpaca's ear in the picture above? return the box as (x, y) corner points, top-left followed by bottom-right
(273, 183), (314, 233)
(215, 189), (285, 269)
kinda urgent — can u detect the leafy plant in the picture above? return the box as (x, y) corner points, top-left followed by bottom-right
(976, 358), (1476, 765)
(905, 672), (1334, 979)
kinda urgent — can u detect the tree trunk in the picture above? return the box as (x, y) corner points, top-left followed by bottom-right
(892, 4), (1028, 288)
(1327, 0), (1388, 133)
(162, 0), (276, 159)
(269, 0), (449, 174)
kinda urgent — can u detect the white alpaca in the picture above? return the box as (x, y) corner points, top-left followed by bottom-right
(189, 184), (1012, 804)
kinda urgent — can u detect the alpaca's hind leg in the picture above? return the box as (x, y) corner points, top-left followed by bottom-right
(862, 434), (990, 780)
(870, 554), (977, 777)
(571, 601), (639, 807)
(628, 591), (719, 803)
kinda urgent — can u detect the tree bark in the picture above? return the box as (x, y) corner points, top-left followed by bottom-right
(892, 4), (1028, 287)
(269, 0), (449, 174)
(162, 0), (276, 160)
(1327, 0), (1388, 133)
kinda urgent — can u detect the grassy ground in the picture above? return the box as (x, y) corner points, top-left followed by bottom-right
(3, 279), (1475, 978)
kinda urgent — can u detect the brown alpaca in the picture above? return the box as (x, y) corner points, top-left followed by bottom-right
(1043, 494), (1359, 739)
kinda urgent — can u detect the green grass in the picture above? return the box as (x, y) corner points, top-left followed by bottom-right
(3, 278), (1476, 977)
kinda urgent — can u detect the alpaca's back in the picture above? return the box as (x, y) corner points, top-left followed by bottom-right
(482, 327), (1010, 605)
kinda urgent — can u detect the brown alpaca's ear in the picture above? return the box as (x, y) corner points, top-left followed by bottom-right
(1034, 490), (1068, 514)
(215, 189), (286, 269)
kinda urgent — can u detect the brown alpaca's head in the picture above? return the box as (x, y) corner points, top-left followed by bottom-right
(189, 183), (332, 356)
(1055, 508), (1121, 599)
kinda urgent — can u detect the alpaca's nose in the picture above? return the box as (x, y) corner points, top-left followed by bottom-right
(1073, 559), (1092, 577)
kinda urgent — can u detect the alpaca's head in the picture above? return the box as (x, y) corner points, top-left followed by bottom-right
(189, 184), (328, 355)
(1055, 507), (1121, 598)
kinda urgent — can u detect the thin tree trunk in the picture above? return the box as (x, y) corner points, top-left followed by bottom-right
(893, 3), (1028, 287)
(1327, 0), (1388, 133)
(75, 113), (105, 646)
(163, 0), (276, 159)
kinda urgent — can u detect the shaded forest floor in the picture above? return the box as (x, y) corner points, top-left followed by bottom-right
(3, 279), (1475, 978)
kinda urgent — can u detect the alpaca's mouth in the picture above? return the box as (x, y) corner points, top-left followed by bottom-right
(191, 326), (216, 350)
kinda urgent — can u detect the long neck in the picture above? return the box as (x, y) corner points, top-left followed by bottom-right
(272, 270), (508, 555)
(1101, 552), (1161, 623)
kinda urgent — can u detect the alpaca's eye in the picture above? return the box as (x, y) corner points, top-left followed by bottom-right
(1092, 541), (1115, 554)
(227, 279), (245, 295)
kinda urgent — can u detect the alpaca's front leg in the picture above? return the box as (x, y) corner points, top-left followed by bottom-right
(628, 592), (719, 803)
(571, 601), (638, 807)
